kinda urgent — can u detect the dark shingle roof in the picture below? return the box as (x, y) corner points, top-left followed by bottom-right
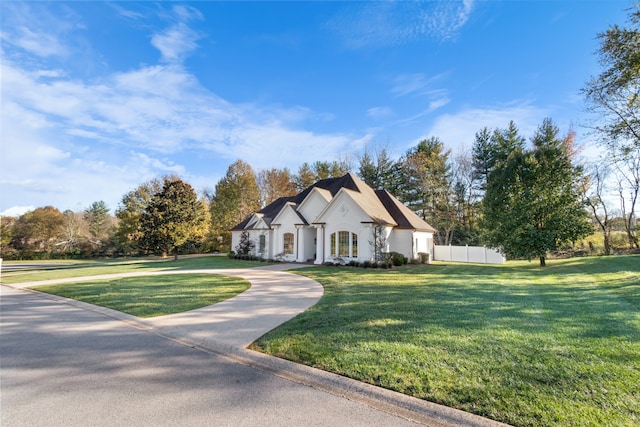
(375, 190), (437, 232)
(232, 173), (436, 233)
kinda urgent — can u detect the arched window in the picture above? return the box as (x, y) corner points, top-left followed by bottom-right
(283, 233), (294, 254)
(330, 231), (358, 258)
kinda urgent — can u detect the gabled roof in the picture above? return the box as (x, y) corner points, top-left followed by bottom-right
(375, 190), (437, 232)
(271, 201), (308, 226)
(231, 172), (437, 233)
(231, 197), (294, 230)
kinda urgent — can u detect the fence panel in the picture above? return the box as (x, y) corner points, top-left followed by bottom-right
(433, 245), (505, 264)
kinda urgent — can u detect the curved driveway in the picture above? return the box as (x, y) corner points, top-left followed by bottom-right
(2, 264), (507, 427)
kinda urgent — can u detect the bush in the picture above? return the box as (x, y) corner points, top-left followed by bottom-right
(417, 252), (430, 264)
(228, 251), (236, 259)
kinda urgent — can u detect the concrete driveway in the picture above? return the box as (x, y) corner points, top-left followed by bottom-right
(1, 265), (506, 427)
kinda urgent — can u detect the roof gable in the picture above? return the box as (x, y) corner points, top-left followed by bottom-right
(297, 187), (332, 222)
(375, 190), (437, 232)
(271, 201), (307, 226)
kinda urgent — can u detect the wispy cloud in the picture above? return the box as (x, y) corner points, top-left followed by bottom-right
(0, 3), (358, 212)
(420, 101), (549, 150)
(152, 6), (204, 63)
(367, 106), (393, 119)
(329, 0), (476, 48)
(0, 2), (83, 57)
(391, 72), (450, 98)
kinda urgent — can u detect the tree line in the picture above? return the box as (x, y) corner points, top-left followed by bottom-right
(1, 5), (638, 265)
(1, 115), (636, 265)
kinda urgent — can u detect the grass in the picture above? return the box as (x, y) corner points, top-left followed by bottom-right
(33, 274), (250, 318)
(251, 255), (640, 427)
(0, 255), (266, 284)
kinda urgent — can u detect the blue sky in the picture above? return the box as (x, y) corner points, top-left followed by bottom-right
(0, 1), (630, 216)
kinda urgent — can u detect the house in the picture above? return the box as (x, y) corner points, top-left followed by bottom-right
(231, 173), (436, 264)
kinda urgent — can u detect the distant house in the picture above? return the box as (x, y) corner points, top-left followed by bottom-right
(231, 173), (436, 264)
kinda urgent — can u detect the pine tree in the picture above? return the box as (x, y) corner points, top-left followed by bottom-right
(481, 119), (591, 266)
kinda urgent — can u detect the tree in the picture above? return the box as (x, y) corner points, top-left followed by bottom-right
(0, 216), (17, 259)
(399, 137), (454, 244)
(84, 201), (111, 247)
(209, 160), (261, 251)
(139, 177), (208, 260)
(115, 178), (163, 255)
(295, 160), (350, 191)
(257, 168), (297, 207)
(234, 230), (255, 255)
(583, 4), (640, 157)
(451, 147), (482, 244)
(583, 4), (640, 248)
(481, 119), (592, 266)
(582, 163), (615, 255)
(357, 146), (398, 191)
(11, 206), (65, 255)
(471, 127), (494, 193)
(58, 210), (85, 253)
(613, 151), (640, 248)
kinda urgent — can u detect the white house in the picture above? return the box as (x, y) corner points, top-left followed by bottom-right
(231, 173), (436, 264)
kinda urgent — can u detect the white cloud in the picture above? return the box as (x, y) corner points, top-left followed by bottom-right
(329, 0), (476, 48)
(0, 3), (359, 213)
(0, 2), (83, 58)
(151, 23), (201, 63)
(418, 102), (549, 151)
(1, 206), (35, 217)
(151, 5), (203, 64)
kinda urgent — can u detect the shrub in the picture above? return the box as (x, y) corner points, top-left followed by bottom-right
(227, 251), (236, 259)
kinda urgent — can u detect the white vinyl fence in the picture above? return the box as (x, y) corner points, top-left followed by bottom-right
(434, 245), (505, 264)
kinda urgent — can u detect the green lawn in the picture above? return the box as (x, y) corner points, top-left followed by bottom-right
(251, 255), (640, 427)
(0, 255), (266, 284)
(33, 274), (250, 317)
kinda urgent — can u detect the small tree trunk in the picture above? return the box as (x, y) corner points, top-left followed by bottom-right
(173, 247), (179, 261)
(539, 256), (546, 267)
(603, 233), (611, 255)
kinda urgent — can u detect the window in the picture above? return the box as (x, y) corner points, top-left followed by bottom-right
(283, 233), (294, 255)
(338, 231), (349, 257)
(259, 235), (266, 254)
(330, 231), (358, 258)
(352, 233), (358, 257)
(330, 232), (338, 257)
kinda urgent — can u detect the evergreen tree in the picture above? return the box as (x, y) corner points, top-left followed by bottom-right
(357, 147), (397, 191)
(295, 162), (316, 191)
(115, 177), (163, 255)
(83, 201), (111, 246)
(481, 119), (591, 266)
(139, 176), (208, 260)
(399, 137), (454, 244)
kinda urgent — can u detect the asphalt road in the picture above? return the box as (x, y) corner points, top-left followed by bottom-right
(1, 285), (423, 427)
